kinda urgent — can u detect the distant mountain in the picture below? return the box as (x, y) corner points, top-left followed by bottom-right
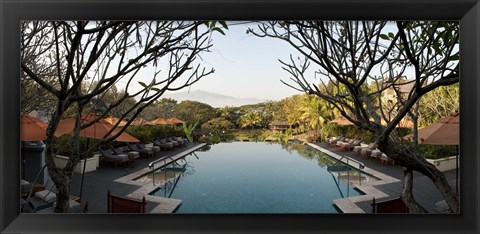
(162, 90), (267, 108)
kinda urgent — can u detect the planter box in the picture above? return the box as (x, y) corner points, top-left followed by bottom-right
(426, 155), (458, 172)
(54, 155), (99, 173)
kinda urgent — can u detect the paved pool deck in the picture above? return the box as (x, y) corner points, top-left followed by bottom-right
(68, 142), (206, 213)
(67, 141), (456, 214)
(308, 142), (458, 213)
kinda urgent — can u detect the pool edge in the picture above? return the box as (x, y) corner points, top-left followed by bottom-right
(307, 143), (401, 213)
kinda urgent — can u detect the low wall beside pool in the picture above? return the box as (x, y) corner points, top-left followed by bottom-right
(426, 155), (458, 172)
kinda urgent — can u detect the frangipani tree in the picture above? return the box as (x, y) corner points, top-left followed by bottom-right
(250, 21), (459, 213)
(21, 21), (226, 212)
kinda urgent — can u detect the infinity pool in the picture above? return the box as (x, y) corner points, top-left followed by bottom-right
(142, 142), (377, 213)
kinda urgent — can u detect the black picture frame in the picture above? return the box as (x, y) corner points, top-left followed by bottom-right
(1, 0), (479, 233)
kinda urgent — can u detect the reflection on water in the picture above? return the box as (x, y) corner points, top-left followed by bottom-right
(142, 142), (378, 213)
(281, 142), (378, 188)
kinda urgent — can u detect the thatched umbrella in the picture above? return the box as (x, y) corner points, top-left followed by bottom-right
(150, 117), (170, 125)
(130, 117), (155, 126)
(404, 112), (459, 193)
(165, 117), (185, 124)
(328, 116), (354, 126)
(103, 116), (128, 127)
(21, 114), (66, 141)
(56, 112), (140, 199)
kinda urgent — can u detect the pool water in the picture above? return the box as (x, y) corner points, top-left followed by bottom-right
(146, 142), (377, 213)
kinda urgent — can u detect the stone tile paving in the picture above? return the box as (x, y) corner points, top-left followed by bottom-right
(311, 142), (457, 213)
(67, 141), (457, 213)
(68, 142), (202, 213)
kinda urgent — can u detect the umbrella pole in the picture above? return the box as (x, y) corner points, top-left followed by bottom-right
(456, 145), (459, 194)
(79, 138), (89, 201)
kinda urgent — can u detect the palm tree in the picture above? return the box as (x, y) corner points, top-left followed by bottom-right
(300, 95), (327, 142)
(240, 111), (261, 129)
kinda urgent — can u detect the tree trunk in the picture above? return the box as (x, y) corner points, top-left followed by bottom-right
(43, 100), (78, 213)
(54, 177), (71, 213)
(379, 139), (459, 213)
(401, 168), (428, 213)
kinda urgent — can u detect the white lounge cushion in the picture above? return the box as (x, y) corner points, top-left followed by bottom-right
(53, 199), (80, 209)
(35, 189), (56, 203)
(361, 148), (372, 153)
(353, 146), (364, 152)
(21, 179), (30, 186)
(21, 179), (32, 193)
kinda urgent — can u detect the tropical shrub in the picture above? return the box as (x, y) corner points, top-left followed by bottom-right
(54, 135), (98, 157)
(417, 144), (458, 159)
(201, 117), (235, 130)
(183, 122), (198, 142)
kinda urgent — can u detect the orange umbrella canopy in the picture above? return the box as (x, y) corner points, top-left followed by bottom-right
(165, 117), (185, 124)
(103, 116), (128, 127)
(370, 117), (414, 128)
(328, 116), (354, 126)
(150, 117), (169, 125)
(404, 112), (459, 145)
(56, 113), (139, 142)
(20, 114), (63, 141)
(130, 117), (155, 126)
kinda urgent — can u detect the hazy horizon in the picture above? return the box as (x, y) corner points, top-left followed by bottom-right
(162, 89), (270, 108)
(117, 21), (409, 101)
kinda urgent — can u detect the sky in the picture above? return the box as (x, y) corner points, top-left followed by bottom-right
(162, 22), (305, 101)
(115, 21), (414, 102)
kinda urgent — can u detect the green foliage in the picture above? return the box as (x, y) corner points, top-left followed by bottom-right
(125, 126), (155, 142)
(204, 21), (229, 35)
(419, 83), (459, 127)
(275, 132), (287, 143)
(231, 129), (268, 141)
(239, 111), (262, 129)
(125, 125), (183, 143)
(201, 117), (235, 130)
(320, 123), (375, 143)
(143, 98), (178, 120)
(54, 135), (98, 157)
(299, 95), (327, 141)
(284, 128), (296, 136)
(217, 106), (242, 126)
(417, 144), (458, 159)
(393, 127), (412, 138)
(198, 134), (221, 144)
(321, 124), (348, 139)
(183, 122), (198, 142)
(174, 100), (217, 127)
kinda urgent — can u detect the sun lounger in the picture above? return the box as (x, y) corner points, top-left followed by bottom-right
(327, 135), (344, 144)
(127, 142), (152, 158)
(369, 149), (394, 165)
(355, 142), (377, 155)
(336, 138), (355, 147)
(98, 146), (130, 167)
(138, 143), (160, 157)
(153, 139), (174, 151)
(174, 136), (187, 145)
(360, 148), (373, 157)
(329, 136), (346, 146)
(165, 137), (179, 147)
(21, 180), (46, 198)
(340, 139), (362, 150)
(22, 189), (87, 213)
(353, 143), (369, 153)
(379, 154), (395, 166)
(110, 146), (139, 163)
